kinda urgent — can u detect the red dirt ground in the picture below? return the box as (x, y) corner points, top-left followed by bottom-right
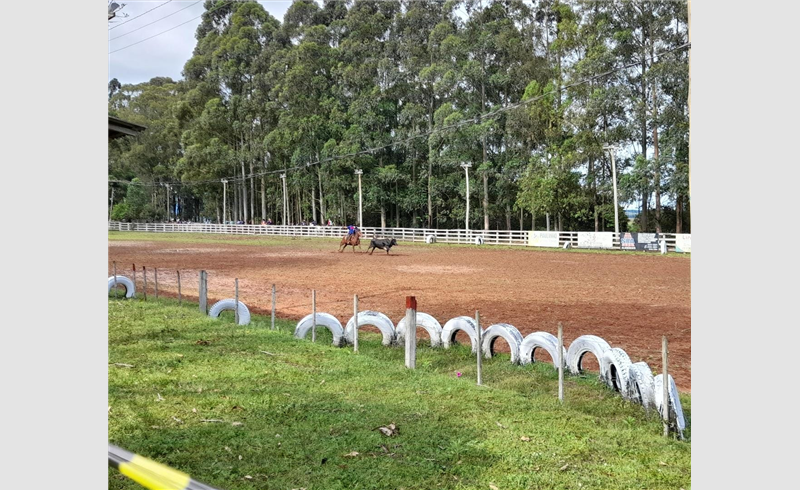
(108, 236), (691, 393)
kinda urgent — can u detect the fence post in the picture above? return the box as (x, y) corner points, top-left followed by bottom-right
(405, 296), (416, 369)
(476, 310), (482, 385)
(271, 284), (276, 330)
(662, 336), (670, 437)
(234, 278), (239, 325)
(154, 268), (158, 300)
(113, 262), (118, 299)
(142, 266), (148, 301)
(199, 270), (207, 314)
(177, 271), (182, 305)
(132, 264), (136, 297)
(558, 322), (564, 403)
(353, 294), (359, 353)
(312, 289), (316, 343)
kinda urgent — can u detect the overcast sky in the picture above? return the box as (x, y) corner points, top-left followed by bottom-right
(108, 1), (294, 85)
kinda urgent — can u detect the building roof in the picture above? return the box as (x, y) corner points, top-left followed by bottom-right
(109, 115), (146, 140)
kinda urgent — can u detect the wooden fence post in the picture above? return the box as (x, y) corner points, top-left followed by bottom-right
(405, 296), (416, 369)
(154, 268), (158, 300)
(271, 284), (276, 330)
(142, 266), (148, 301)
(113, 262), (118, 299)
(132, 264), (136, 297)
(662, 336), (670, 437)
(353, 294), (359, 353)
(312, 290), (316, 342)
(199, 270), (207, 314)
(558, 322), (564, 403)
(234, 279), (239, 325)
(177, 271), (182, 305)
(476, 310), (482, 385)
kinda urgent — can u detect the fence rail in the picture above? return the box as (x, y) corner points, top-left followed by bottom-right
(108, 221), (690, 253)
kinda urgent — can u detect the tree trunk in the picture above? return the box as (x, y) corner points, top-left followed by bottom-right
(506, 205), (511, 230)
(318, 165), (326, 222)
(640, 49), (649, 232)
(395, 181), (400, 228)
(546, 213), (550, 231)
(311, 183), (317, 223)
(676, 194), (683, 234)
(261, 175), (266, 222)
(380, 203), (386, 229)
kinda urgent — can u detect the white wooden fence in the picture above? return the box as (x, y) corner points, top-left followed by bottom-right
(107, 221), (690, 253)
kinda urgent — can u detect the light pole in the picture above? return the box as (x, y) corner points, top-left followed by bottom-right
(221, 179), (228, 224)
(164, 183), (171, 221)
(603, 146), (620, 235)
(355, 169), (363, 228)
(460, 162), (472, 231)
(280, 173), (287, 226)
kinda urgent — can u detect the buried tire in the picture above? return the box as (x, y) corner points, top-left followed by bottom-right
(519, 331), (566, 369)
(654, 374), (687, 439)
(108, 275), (135, 298)
(395, 312), (443, 347)
(208, 299), (251, 326)
(480, 323), (523, 364)
(441, 316), (481, 353)
(566, 334), (611, 378)
(601, 347), (633, 393)
(344, 311), (396, 346)
(295, 312), (346, 347)
(626, 362), (656, 410)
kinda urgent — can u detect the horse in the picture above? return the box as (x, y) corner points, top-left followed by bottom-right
(338, 230), (362, 253)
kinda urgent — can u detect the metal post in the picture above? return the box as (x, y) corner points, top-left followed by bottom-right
(476, 310), (482, 386)
(353, 294), (359, 353)
(603, 146), (620, 235)
(142, 266), (147, 301)
(234, 279), (239, 325)
(405, 296), (417, 369)
(113, 261), (118, 299)
(280, 173), (287, 226)
(312, 289), (316, 343)
(558, 322), (564, 402)
(662, 336), (670, 437)
(177, 270), (182, 305)
(461, 163), (472, 231)
(355, 169), (363, 228)
(221, 180), (228, 224)
(271, 284), (276, 330)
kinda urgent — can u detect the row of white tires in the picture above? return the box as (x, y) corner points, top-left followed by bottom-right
(108, 275), (251, 326)
(294, 310), (685, 437)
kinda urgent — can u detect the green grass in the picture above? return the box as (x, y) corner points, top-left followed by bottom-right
(109, 297), (690, 490)
(108, 231), (690, 257)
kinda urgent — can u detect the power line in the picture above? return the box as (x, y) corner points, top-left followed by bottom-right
(110, 42), (690, 188)
(109, 0), (173, 30)
(109, 0), (238, 54)
(110, 1), (201, 41)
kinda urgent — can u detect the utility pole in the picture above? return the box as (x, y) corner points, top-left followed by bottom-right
(460, 163), (472, 231)
(603, 146), (620, 235)
(280, 173), (287, 225)
(164, 183), (171, 221)
(355, 169), (363, 228)
(221, 179), (228, 224)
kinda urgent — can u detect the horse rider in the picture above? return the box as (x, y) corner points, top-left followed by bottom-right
(347, 224), (359, 243)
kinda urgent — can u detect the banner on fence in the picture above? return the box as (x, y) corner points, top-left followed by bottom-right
(577, 232), (615, 249)
(675, 234), (691, 253)
(528, 231), (560, 248)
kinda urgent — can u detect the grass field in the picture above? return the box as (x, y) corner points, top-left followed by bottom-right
(108, 297), (690, 490)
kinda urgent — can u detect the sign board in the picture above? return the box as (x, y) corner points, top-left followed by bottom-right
(528, 231), (560, 248)
(577, 232), (615, 249)
(620, 232), (661, 251)
(675, 234), (691, 253)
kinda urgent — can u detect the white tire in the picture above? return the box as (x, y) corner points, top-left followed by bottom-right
(395, 312), (442, 347)
(208, 299), (251, 326)
(626, 362), (656, 410)
(566, 335), (611, 377)
(108, 275), (135, 298)
(425, 235), (436, 244)
(344, 311), (395, 346)
(654, 374), (687, 438)
(441, 316), (481, 353)
(601, 347), (632, 393)
(295, 312), (345, 347)
(480, 323), (523, 364)
(519, 332), (566, 368)
(474, 236), (484, 245)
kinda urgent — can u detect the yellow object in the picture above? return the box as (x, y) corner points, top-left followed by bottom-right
(118, 455), (191, 490)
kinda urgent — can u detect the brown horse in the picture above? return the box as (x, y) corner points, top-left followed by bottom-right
(338, 230), (362, 253)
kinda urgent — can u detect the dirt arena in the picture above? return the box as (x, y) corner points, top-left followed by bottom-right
(108, 234), (691, 393)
